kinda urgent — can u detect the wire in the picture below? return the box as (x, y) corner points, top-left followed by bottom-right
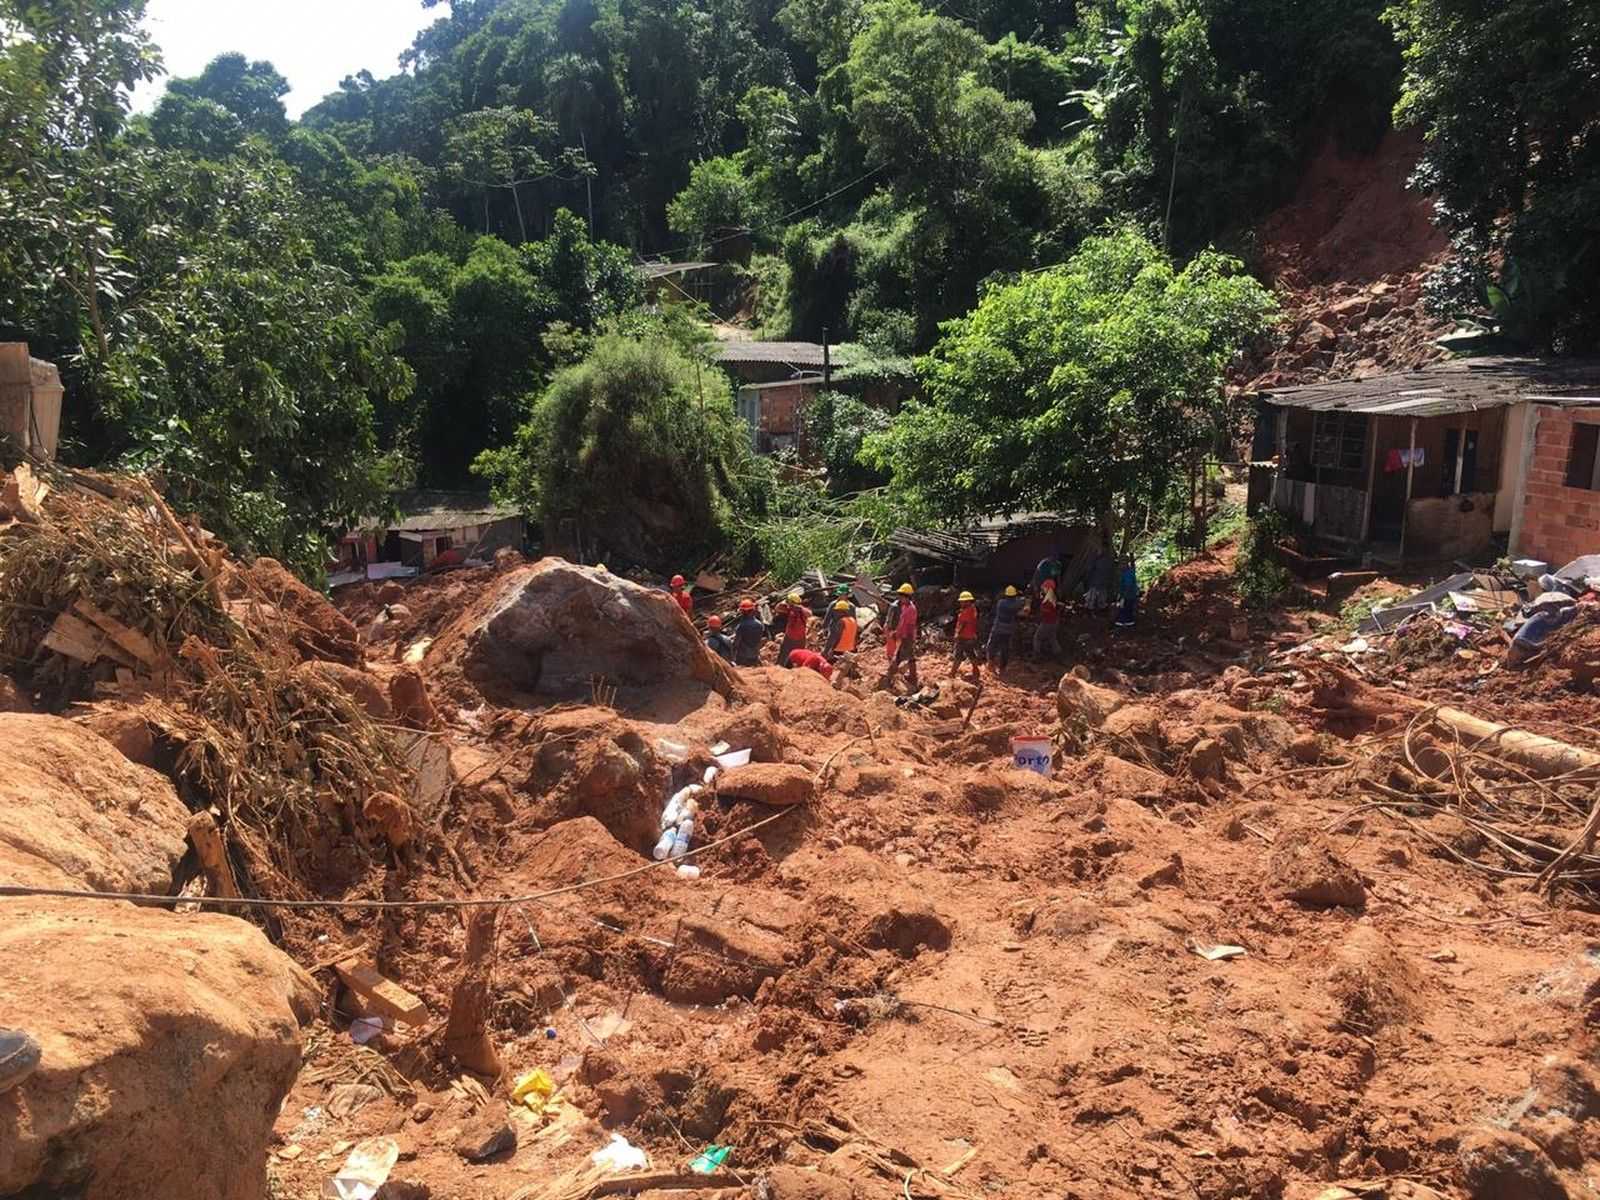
(0, 805), (797, 913)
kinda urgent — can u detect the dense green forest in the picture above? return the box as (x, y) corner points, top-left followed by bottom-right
(0, 0), (1594, 577)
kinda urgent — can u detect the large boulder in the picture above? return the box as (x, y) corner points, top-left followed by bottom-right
(0, 902), (317, 1200)
(452, 560), (741, 700)
(718, 762), (815, 806)
(0, 713), (189, 893)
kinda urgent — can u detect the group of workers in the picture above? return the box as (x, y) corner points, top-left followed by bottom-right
(674, 543), (1142, 688)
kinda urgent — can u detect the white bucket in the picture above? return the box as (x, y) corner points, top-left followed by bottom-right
(1011, 736), (1053, 778)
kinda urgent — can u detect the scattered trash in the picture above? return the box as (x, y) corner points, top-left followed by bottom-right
(708, 740), (731, 756)
(1010, 735), (1053, 778)
(690, 1145), (731, 1175)
(349, 1016), (385, 1045)
(703, 764), (719, 785)
(277, 1145), (305, 1161)
(656, 738), (689, 764)
(1191, 943), (1247, 961)
(1428, 949), (1458, 963)
(321, 1136), (398, 1200)
(510, 1068), (556, 1113)
(676, 863), (702, 880)
(327, 1083), (384, 1120)
(544, 1026), (558, 1039)
(591, 1133), (649, 1173)
(713, 747), (752, 769)
(1336, 635), (1370, 655)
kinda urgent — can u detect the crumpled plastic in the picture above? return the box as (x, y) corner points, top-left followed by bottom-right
(510, 1068), (556, 1113)
(591, 1132), (649, 1173)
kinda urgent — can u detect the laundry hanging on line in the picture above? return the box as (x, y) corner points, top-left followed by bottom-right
(1383, 447), (1425, 471)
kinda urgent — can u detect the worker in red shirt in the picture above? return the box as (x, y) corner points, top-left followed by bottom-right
(1033, 578), (1061, 661)
(777, 591), (809, 666)
(787, 647), (834, 680)
(669, 574), (693, 617)
(949, 590), (981, 682)
(881, 582), (920, 691)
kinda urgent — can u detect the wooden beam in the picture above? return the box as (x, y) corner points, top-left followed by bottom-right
(186, 811), (240, 899)
(72, 598), (160, 668)
(42, 610), (137, 667)
(1359, 415), (1379, 544)
(1399, 417), (1418, 560)
(335, 958), (428, 1026)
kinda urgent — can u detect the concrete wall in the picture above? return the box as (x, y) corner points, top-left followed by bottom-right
(1494, 402), (1529, 532)
(1513, 405), (1600, 568)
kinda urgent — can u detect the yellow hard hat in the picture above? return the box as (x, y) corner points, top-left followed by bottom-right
(897, 582), (914, 595)
(595, 563), (608, 573)
(958, 591), (975, 603)
(1004, 585), (1019, 597)
(787, 592), (802, 604)
(833, 599), (852, 611)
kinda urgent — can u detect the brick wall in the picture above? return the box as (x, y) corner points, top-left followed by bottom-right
(1517, 407), (1600, 567)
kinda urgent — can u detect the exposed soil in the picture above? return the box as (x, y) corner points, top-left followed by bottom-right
(234, 552), (1600, 1200)
(1236, 129), (1453, 392)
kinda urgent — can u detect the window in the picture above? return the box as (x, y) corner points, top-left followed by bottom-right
(1567, 423), (1600, 491)
(1311, 411), (1368, 473)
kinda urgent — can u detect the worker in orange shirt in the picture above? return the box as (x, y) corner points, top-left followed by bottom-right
(669, 574), (693, 617)
(777, 591), (810, 666)
(824, 599), (858, 661)
(881, 583), (920, 691)
(949, 590), (981, 682)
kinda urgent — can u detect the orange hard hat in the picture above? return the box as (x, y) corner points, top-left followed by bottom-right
(740, 598), (756, 612)
(670, 574), (686, 588)
(708, 615), (723, 630)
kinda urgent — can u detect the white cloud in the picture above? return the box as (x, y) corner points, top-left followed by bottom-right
(131, 0), (437, 119)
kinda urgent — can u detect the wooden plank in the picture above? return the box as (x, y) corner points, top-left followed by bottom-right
(186, 811), (240, 899)
(42, 610), (137, 667)
(334, 958), (427, 1026)
(72, 598), (160, 668)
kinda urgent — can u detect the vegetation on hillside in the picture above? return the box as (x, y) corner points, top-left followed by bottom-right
(1, 0), (1596, 578)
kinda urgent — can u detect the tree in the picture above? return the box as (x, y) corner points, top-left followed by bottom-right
(158, 52), (290, 140)
(442, 105), (591, 241)
(1387, 0), (1600, 351)
(474, 330), (761, 563)
(667, 156), (762, 247)
(863, 226), (1274, 543)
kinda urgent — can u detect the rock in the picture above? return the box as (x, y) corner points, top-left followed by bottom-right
(294, 660), (392, 720)
(1187, 737), (1227, 781)
(855, 904), (952, 959)
(453, 1105), (516, 1161)
(1288, 733), (1323, 764)
(1328, 924), (1421, 1032)
(1057, 674), (1126, 727)
(706, 703), (788, 762)
(0, 901), (317, 1200)
(1457, 1127), (1568, 1200)
(765, 1165), (864, 1198)
(241, 556), (363, 666)
(963, 768), (1054, 812)
(0, 713), (189, 893)
(72, 702), (158, 766)
(452, 560), (741, 701)
(389, 667), (438, 730)
(718, 762), (814, 806)
(1308, 320), (1338, 349)
(1101, 705), (1166, 760)
(1268, 827), (1366, 909)
(0, 673), (33, 713)
(1522, 1054), (1600, 1122)
(1100, 754), (1170, 799)
(377, 580), (407, 604)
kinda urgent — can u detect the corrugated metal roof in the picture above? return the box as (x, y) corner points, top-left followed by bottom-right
(713, 341), (851, 367)
(387, 491), (520, 533)
(1260, 356), (1600, 418)
(639, 260), (717, 279)
(891, 513), (1078, 563)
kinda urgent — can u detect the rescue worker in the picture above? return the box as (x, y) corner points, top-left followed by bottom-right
(949, 590), (981, 682)
(824, 598), (858, 661)
(822, 583), (851, 645)
(1031, 549), (1064, 601)
(1033, 578), (1061, 660)
(777, 591), (809, 666)
(881, 582), (920, 691)
(705, 614), (734, 662)
(669, 573), (693, 617)
(1115, 561), (1141, 629)
(732, 598), (766, 666)
(988, 584), (1024, 673)
(787, 647), (835, 680)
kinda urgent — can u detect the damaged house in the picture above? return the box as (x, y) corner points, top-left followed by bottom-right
(1251, 357), (1600, 566)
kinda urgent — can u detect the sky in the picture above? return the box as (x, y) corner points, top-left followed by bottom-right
(131, 0), (437, 119)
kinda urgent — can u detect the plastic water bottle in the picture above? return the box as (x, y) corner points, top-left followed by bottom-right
(660, 794), (683, 831)
(670, 816), (694, 858)
(703, 765), (719, 785)
(676, 864), (701, 880)
(653, 828), (676, 860)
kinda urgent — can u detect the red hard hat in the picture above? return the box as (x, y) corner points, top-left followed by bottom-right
(1043, 578), (1056, 590)
(708, 615), (722, 630)
(671, 574), (686, 588)
(739, 598), (755, 612)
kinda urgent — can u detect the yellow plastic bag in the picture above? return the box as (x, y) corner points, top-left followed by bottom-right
(511, 1068), (556, 1113)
